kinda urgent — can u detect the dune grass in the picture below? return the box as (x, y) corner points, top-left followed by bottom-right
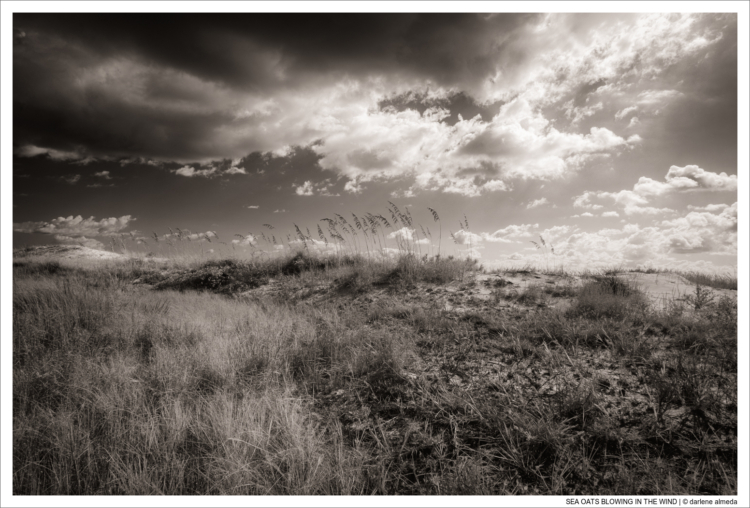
(12, 243), (737, 496)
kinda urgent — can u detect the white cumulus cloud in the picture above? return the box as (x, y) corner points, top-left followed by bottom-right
(526, 197), (549, 209)
(295, 181), (315, 196)
(574, 165), (736, 218)
(14, 215), (135, 237)
(53, 235), (106, 250)
(173, 166), (217, 178)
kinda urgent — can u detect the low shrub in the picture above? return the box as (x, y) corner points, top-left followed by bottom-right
(280, 252), (328, 275)
(153, 259), (269, 293)
(566, 276), (649, 321)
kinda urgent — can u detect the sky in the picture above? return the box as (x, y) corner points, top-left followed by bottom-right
(9, 9), (744, 272)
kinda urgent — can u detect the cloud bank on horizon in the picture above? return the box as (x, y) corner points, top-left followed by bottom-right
(12, 12), (739, 273)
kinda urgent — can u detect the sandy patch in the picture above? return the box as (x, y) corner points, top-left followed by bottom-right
(620, 271), (737, 309)
(14, 245), (126, 261)
(14, 245), (173, 264)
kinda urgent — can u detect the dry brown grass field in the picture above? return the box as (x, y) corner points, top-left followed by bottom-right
(12, 228), (738, 495)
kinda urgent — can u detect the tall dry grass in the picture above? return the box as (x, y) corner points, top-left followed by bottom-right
(12, 269), (394, 494)
(94, 204), (485, 268)
(14, 253), (482, 495)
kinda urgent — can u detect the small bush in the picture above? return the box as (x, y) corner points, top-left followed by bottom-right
(543, 282), (578, 298)
(566, 277), (648, 320)
(153, 259), (269, 293)
(515, 284), (549, 307)
(682, 284), (716, 311)
(708, 294), (738, 327)
(280, 252), (327, 275)
(334, 270), (370, 294)
(592, 275), (635, 297)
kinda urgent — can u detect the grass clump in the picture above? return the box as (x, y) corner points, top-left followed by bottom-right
(153, 259), (270, 294)
(567, 276), (649, 321)
(502, 284), (550, 307)
(12, 260), (69, 277)
(378, 254), (479, 287)
(542, 281), (578, 298)
(680, 271), (737, 290)
(280, 251), (331, 275)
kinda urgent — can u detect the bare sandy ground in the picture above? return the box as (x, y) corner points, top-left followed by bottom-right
(620, 272), (737, 309)
(14, 245), (126, 261)
(14, 245), (170, 263)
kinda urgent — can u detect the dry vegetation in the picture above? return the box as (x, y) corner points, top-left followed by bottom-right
(12, 209), (738, 496)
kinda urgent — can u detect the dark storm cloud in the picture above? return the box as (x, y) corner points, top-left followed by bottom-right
(14, 94), (236, 162)
(15, 14), (537, 91)
(13, 13), (538, 162)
